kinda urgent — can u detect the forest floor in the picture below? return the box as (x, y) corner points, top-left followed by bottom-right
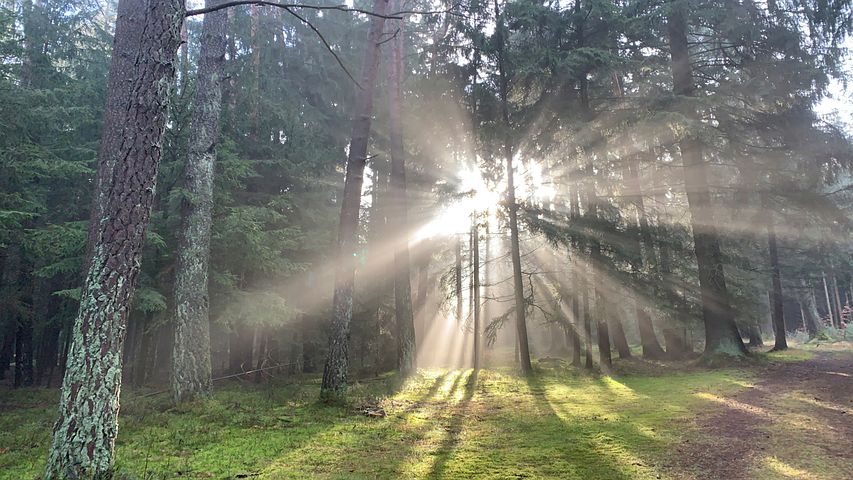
(0, 343), (851, 479)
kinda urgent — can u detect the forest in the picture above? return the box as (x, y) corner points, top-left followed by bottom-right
(1, 0), (852, 478)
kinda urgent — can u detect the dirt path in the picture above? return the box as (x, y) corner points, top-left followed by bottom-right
(676, 351), (853, 479)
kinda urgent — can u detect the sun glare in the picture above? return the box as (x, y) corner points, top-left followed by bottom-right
(412, 167), (501, 243)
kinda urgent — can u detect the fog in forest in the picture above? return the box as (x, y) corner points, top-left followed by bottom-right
(1, 0), (852, 478)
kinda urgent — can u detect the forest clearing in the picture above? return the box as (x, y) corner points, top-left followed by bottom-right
(2, 0), (853, 478)
(2, 345), (851, 479)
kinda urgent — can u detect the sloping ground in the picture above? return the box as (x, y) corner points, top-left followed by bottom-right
(677, 349), (853, 480)
(0, 349), (850, 479)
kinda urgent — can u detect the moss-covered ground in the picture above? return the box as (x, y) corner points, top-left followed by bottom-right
(1, 346), (850, 479)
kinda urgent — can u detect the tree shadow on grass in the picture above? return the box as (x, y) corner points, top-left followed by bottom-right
(259, 369), (469, 478)
(427, 369), (478, 479)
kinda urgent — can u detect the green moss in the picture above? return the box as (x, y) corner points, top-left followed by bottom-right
(757, 348), (815, 362)
(0, 363), (834, 479)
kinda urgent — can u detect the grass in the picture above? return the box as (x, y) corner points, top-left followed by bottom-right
(0, 350), (848, 479)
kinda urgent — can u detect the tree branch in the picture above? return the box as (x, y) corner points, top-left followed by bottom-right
(283, 6), (361, 88)
(186, 1), (461, 18)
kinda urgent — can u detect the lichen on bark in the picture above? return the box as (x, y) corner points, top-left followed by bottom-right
(44, 1), (186, 478)
(171, 0), (227, 405)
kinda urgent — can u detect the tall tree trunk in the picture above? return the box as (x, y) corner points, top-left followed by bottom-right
(798, 280), (823, 338)
(610, 315), (632, 359)
(133, 314), (154, 387)
(567, 186), (583, 367)
(249, 3), (260, 138)
(627, 156), (667, 359)
(45, 1), (185, 477)
(321, 0), (389, 400)
(471, 218), (481, 370)
(171, 0), (227, 404)
(766, 211), (787, 351)
(830, 270), (843, 328)
(455, 237), (463, 323)
(14, 319), (34, 387)
(667, 0), (746, 357)
(386, 3), (416, 377)
(493, 0), (531, 374)
(82, 0), (147, 276)
(822, 272), (834, 325)
(0, 329), (13, 381)
(585, 180), (611, 369)
(570, 269), (582, 366)
(582, 269), (593, 370)
(746, 325), (763, 347)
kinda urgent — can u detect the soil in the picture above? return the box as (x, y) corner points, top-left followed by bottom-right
(674, 350), (853, 479)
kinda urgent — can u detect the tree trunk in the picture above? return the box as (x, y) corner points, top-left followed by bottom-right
(582, 271), (593, 370)
(386, 3), (416, 377)
(122, 312), (142, 386)
(455, 237), (463, 323)
(610, 315), (632, 360)
(471, 219), (481, 370)
(14, 320), (34, 387)
(746, 325), (763, 347)
(567, 186), (583, 367)
(583, 164), (611, 369)
(0, 330), (13, 381)
(798, 280), (823, 338)
(627, 156), (667, 359)
(229, 323), (253, 374)
(766, 211), (787, 351)
(493, 0), (531, 374)
(45, 1), (185, 477)
(171, 0), (227, 404)
(667, 0), (746, 357)
(830, 271), (843, 328)
(133, 314), (155, 387)
(321, 0), (389, 400)
(570, 270), (582, 366)
(822, 272), (834, 325)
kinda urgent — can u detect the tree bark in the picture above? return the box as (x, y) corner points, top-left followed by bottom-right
(798, 280), (823, 337)
(82, 0), (147, 276)
(667, 0), (747, 357)
(171, 0), (227, 404)
(766, 211), (787, 351)
(45, 1), (185, 477)
(746, 325), (763, 347)
(386, 2), (416, 377)
(321, 0), (389, 400)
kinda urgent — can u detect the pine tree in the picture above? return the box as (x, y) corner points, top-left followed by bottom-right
(171, 0), (227, 404)
(45, 0), (186, 476)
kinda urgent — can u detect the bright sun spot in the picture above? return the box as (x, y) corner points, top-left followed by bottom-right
(412, 167), (501, 243)
(411, 160), (556, 244)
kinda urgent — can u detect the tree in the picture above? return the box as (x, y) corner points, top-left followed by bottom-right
(171, 0), (228, 404)
(766, 209), (787, 351)
(386, 0), (417, 377)
(666, 0), (748, 358)
(45, 0), (186, 477)
(321, 0), (389, 400)
(493, 0), (532, 374)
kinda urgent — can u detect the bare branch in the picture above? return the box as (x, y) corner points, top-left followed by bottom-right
(283, 6), (361, 88)
(186, 1), (461, 18)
